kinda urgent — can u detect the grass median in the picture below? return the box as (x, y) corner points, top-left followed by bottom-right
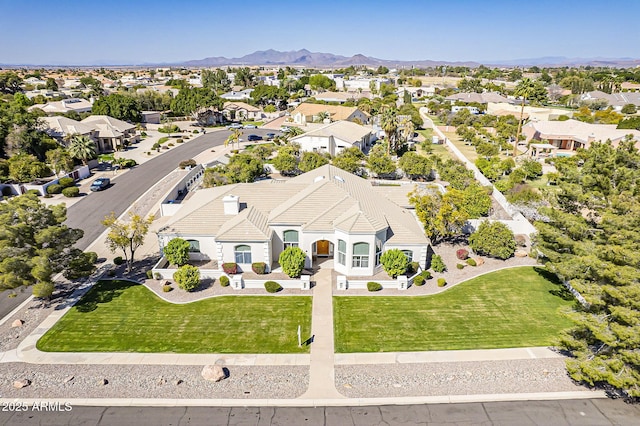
(37, 280), (312, 354)
(334, 266), (575, 353)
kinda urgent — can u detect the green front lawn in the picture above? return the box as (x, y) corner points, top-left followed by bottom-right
(37, 281), (312, 353)
(334, 267), (574, 352)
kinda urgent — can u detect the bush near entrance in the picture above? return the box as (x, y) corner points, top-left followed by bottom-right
(163, 238), (190, 266)
(279, 247), (306, 278)
(264, 281), (282, 293)
(173, 264), (200, 292)
(222, 263), (237, 274)
(367, 282), (382, 292)
(380, 249), (409, 278)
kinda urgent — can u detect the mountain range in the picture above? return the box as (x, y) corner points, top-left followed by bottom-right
(178, 49), (640, 68)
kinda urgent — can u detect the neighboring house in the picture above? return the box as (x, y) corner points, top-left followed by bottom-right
(312, 91), (369, 104)
(397, 86), (435, 100)
(579, 90), (640, 111)
(157, 164), (430, 277)
(222, 102), (262, 121)
(289, 103), (370, 125)
(486, 102), (572, 121)
(451, 105), (480, 114)
(523, 119), (640, 151)
(291, 120), (375, 156)
(220, 89), (254, 101)
(40, 115), (98, 144)
(141, 111), (161, 124)
(192, 107), (224, 126)
(29, 98), (93, 114)
(445, 92), (514, 105)
(81, 115), (139, 152)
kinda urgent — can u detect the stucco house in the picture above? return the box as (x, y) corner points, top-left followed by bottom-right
(29, 98), (93, 114)
(523, 119), (640, 151)
(81, 115), (139, 152)
(289, 103), (370, 125)
(156, 164), (430, 277)
(222, 101), (262, 121)
(290, 120), (375, 156)
(220, 89), (254, 101)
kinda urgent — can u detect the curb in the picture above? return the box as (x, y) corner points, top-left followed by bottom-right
(0, 391), (607, 407)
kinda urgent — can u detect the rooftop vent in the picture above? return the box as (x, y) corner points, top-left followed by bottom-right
(313, 176), (325, 183)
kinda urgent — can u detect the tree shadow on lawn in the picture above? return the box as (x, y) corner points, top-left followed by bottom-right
(533, 266), (575, 301)
(74, 280), (137, 313)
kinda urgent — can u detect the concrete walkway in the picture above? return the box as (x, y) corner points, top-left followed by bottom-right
(300, 269), (344, 399)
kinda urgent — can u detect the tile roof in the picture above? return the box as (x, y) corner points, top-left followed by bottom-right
(291, 120), (372, 142)
(290, 103), (370, 120)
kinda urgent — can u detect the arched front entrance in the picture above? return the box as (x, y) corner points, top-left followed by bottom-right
(312, 240), (334, 268)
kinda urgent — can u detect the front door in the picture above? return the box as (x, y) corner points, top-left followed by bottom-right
(316, 240), (330, 256)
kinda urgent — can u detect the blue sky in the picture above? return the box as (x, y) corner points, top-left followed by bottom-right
(1, 0), (639, 65)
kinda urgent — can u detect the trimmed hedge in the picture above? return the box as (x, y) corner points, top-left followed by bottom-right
(47, 184), (63, 194)
(466, 258), (477, 266)
(58, 177), (75, 188)
(456, 263), (465, 270)
(437, 278), (447, 287)
(146, 270), (154, 279)
(252, 262), (267, 274)
(413, 275), (425, 286)
(420, 270), (432, 279)
(222, 263), (237, 274)
(367, 281), (382, 292)
(219, 275), (230, 287)
(113, 256), (124, 265)
(179, 159), (196, 169)
(62, 187), (79, 197)
(264, 281), (282, 293)
(162, 284), (173, 292)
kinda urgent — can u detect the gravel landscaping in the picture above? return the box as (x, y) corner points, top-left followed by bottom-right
(335, 358), (587, 398)
(0, 363), (308, 399)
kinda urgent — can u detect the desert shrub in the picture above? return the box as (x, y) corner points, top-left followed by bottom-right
(380, 249), (409, 278)
(152, 142), (161, 150)
(421, 270), (432, 279)
(456, 249), (469, 260)
(47, 184), (63, 194)
(279, 247), (306, 278)
(85, 252), (98, 264)
(176, 138), (183, 143)
(264, 280), (282, 293)
(193, 130), (199, 134)
(44, 193), (52, 198)
(113, 256), (124, 265)
(58, 177), (75, 187)
(430, 254), (446, 272)
(222, 262), (237, 274)
(32, 281), (55, 299)
(456, 263), (465, 269)
(162, 284), (173, 292)
(168, 143), (174, 147)
(413, 275), (425, 286)
(154, 272), (162, 280)
(252, 262), (267, 274)
(158, 124), (181, 134)
(367, 281), (382, 292)
(146, 270), (154, 279)
(115, 158), (137, 168)
(466, 258), (477, 266)
(219, 275), (230, 287)
(140, 131), (147, 136)
(62, 187), (79, 197)
(515, 234), (528, 247)
(173, 264), (200, 291)
(179, 159), (197, 169)
(437, 278), (447, 287)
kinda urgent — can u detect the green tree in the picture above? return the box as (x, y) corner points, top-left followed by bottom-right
(46, 147), (74, 176)
(366, 144), (396, 177)
(163, 238), (191, 266)
(279, 247), (306, 278)
(513, 78), (547, 155)
(621, 103), (637, 115)
(0, 193), (84, 294)
(225, 153), (264, 183)
(233, 67), (256, 88)
(380, 249), (409, 278)
(398, 151), (433, 180)
(0, 72), (23, 94)
(102, 212), (155, 273)
(380, 108), (399, 154)
(67, 134), (97, 165)
(461, 183), (492, 218)
(173, 264), (201, 291)
(520, 159), (543, 179)
(92, 93), (142, 122)
(332, 147), (365, 175)
(170, 87), (222, 116)
(308, 74), (335, 91)
(298, 151), (329, 172)
(45, 77), (58, 91)
(272, 151), (299, 176)
(469, 221), (516, 259)
(225, 128), (242, 150)
(8, 153), (51, 182)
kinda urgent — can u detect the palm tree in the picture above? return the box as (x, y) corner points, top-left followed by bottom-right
(380, 108), (398, 155)
(399, 116), (415, 145)
(67, 134), (97, 165)
(225, 128), (243, 150)
(513, 78), (538, 157)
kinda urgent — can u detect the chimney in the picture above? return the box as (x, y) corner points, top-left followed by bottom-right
(223, 194), (240, 215)
(587, 133), (595, 143)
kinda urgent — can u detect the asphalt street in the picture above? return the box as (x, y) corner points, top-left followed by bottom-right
(1, 399), (638, 425)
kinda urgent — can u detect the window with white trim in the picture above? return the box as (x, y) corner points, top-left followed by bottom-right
(234, 245), (252, 264)
(352, 242), (369, 268)
(337, 239), (346, 265)
(283, 230), (299, 249)
(186, 239), (200, 253)
(402, 250), (413, 263)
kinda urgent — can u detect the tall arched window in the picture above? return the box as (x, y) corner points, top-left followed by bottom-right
(186, 239), (200, 253)
(337, 240), (346, 265)
(283, 230), (299, 249)
(234, 245), (252, 264)
(352, 242), (370, 268)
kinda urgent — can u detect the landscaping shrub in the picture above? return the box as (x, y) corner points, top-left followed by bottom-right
(158, 137), (169, 144)
(2, 187), (13, 197)
(179, 159), (197, 169)
(146, 270), (154, 279)
(58, 177), (75, 188)
(115, 158), (137, 168)
(168, 143), (174, 147)
(466, 258), (477, 267)
(44, 194), (52, 198)
(264, 280), (282, 293)
(163, 238), (190, 266)
(437, 278), (447, 287)
(162, 284), (173, 292)
(141, 131), (147, 137)
(176, 138), (183, 143)
(154, 272), (162, 280)
(193, 130), (199, 134)
(26, 189), (40, 196)
(279, 247), (306, 278)
(252, 262), (267, 274)
(47, 184), (63, 194)
(158, 124), (181, 134)
(86, 252), (98, 264)
(456, 249), (469, 260)
(61, 187), (79, 197)
(113, 256), (124, 265)
(469, 221), (516, 260)
(430, 254), (446, 273)
(32, 281), (55, 299)
(222, 262), (237, 274)
(413, 275), (425, 286)
(107, 269), (116, 277)
(152, 142), (161, 150)
(219, 275), (230, 287)
(515, 234), (528, 247)
(367, 281), (382, 292)
(456, 263), (465, 269)
(421, 270), (432, 279)
(173, 264), (201, 292)
(408, 261), (420, 274)
(380, 249), (409, 278)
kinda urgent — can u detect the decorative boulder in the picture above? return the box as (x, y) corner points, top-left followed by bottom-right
(13, 379), (31, 389)
(201, 365), (226, 382)
(474, 257), (485, 266)
(514, 250), (528, 258)
(11, 319), (24, 328)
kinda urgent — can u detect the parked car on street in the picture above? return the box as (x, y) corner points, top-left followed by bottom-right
(243, 124), (257, 129)
(247, 134), (262, 141)
(227, 123), (243, 129)
(265, 133), (276, 140)
(90, 177), (110, 191)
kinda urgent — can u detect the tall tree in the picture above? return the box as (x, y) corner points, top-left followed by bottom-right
(46, 147), (74, 176)
(513, 78), (547, 156)
(67, 134), (97, 165)
(380, 108), (398, 155)
(102, 212), (155, 273)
